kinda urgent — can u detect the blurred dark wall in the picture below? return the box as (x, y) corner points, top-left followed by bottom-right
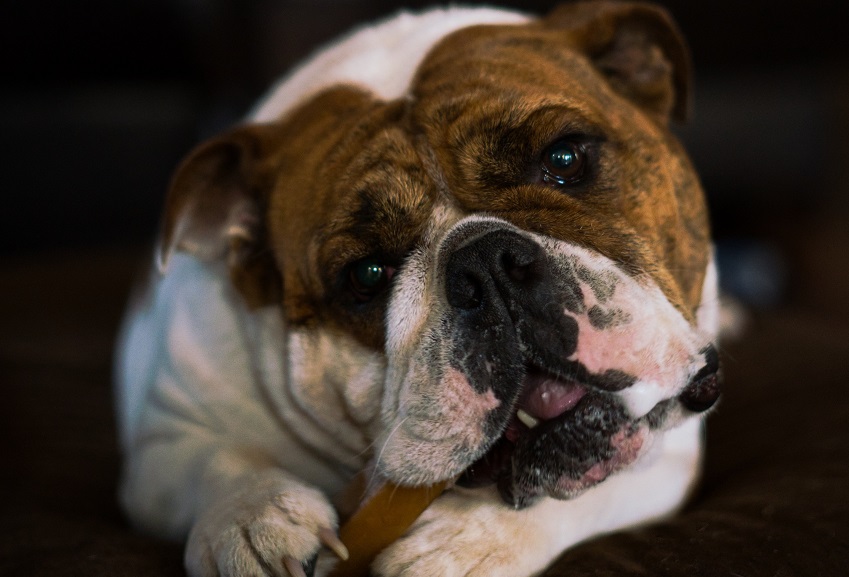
(2, 1), (848, 309)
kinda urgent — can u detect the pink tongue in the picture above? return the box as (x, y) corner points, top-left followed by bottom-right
(520, 373), (587, 421)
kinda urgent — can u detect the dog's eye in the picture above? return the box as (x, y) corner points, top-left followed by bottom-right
(541, 139), (587, 186)
(349, 258), (395, 301)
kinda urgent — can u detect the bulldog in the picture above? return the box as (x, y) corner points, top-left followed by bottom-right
(115, 2), (722, 576)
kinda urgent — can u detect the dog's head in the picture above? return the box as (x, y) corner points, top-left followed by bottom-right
(159, 2), (720, 507)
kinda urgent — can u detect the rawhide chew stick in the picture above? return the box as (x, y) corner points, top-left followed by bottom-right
(326, 479), (448, 577)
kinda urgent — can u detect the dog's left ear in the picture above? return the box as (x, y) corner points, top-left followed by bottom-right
(159, 123), (282, 306)
(545, 0), (692, 123)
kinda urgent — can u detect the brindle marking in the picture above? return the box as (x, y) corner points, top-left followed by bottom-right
(161, 1), (710, 354)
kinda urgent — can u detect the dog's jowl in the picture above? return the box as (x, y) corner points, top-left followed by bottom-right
(116, 3), (722, 576)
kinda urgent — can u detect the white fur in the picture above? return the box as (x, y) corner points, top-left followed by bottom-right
(697, 252), (721, 338)
(116, 255), (373, 535)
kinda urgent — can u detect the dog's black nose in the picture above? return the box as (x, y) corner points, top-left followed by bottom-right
(680, 345), (722, 413)
(445, 230), (546, 311)
(443, 228), (580, 385)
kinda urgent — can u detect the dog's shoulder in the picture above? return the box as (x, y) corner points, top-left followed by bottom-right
(114, 254), (265, 445)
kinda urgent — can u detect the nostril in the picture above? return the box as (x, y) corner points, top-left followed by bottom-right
(505, 260), (533, 283)
(444, 229), (545, 311)
(447, 272), (483, 310)
(680, 371), (722, 413)
(502, 247), (541, 285)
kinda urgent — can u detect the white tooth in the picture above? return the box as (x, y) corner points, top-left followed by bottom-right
(517, 409), (540, 429)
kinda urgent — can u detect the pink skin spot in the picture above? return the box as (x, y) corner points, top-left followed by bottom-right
(555, 426), (647, 495)
(582, 463), (609, 483)
(433, 367), (500, 445)
(607, 428), (646, 471)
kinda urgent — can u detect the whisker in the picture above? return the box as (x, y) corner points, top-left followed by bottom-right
(366, 416), (410, 497)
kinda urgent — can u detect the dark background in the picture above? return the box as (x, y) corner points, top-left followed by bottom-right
(3, 0), (849, 318)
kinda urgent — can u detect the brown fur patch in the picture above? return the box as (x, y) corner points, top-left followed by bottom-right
(163, 2), (710, 347)
(260, 88), (437, 348)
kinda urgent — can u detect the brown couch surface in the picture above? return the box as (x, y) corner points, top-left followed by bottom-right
(2, 244), (848, 576)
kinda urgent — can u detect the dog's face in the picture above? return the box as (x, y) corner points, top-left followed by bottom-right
(160, 2), (720, 508)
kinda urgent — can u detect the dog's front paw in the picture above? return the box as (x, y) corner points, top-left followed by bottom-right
(185, 470), (346, 577)
(372, 490), (546, 577)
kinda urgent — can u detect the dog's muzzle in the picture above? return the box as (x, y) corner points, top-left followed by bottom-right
(439, 227), (720, 508)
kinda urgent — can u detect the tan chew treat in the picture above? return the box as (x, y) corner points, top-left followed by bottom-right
(326, 479), (448, 577)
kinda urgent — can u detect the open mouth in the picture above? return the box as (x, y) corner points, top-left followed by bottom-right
(455, 361), (649, 509)
(510, 370), (588, 434)
(457, 366), (590, 489)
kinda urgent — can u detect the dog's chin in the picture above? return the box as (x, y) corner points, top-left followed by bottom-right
(457, 367), (647, 509)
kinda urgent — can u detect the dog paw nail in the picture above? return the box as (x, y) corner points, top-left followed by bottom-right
(319, 527), (350, 561)
(283, 556), (308, 577)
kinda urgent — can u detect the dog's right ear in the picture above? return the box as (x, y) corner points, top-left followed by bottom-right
(158, 124), (277, 273)
(544, 1), (692, 124)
